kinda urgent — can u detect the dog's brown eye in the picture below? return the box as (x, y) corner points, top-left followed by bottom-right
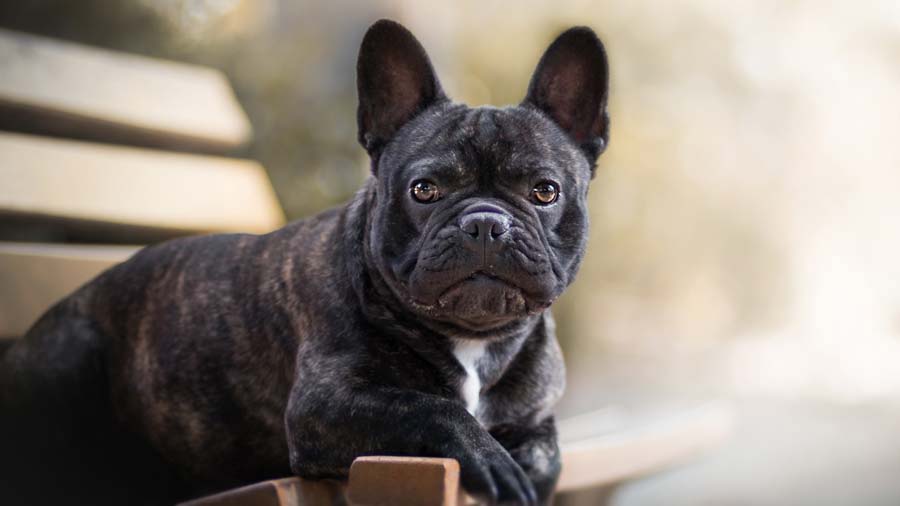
(411, 180), (440, 203)
(531, 181), (559, 205)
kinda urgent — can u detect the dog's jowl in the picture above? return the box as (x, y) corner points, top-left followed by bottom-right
(0, 19), (609, 506)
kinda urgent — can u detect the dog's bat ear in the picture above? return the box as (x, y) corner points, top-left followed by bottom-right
(357, 19), (447, 171)
(523, 27), (610, 172)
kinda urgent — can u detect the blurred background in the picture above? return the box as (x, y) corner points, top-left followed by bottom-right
(2, 0), (900, 504)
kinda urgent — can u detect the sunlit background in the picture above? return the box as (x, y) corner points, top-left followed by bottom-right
(3, 0), (900, 504)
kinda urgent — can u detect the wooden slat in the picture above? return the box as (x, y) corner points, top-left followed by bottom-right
(0, 28), (252, 153)
(0, 132), (285, 236)
(0, 242), (138, 337)
(179, 478), (343, 506)
(347, 457), (462, 506)
(178, 403), (733, 506)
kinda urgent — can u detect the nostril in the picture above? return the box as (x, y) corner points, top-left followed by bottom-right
(490, 217), (510, 238)
(461, 217), (481, 238)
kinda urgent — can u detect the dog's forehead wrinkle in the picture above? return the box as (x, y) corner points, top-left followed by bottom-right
(492, 110), (574, 171)
(390, 105), (584, 186)
(401, 153), (463, 180)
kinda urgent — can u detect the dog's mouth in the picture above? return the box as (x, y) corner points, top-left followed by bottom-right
(430, 273), (530, 331)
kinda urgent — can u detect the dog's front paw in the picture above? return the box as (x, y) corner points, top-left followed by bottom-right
(453, 437), (538, 505)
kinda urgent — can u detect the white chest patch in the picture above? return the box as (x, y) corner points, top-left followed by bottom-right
(453, 339), (487, 417)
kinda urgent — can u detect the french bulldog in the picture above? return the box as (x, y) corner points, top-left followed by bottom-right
(0, 19), (609, 506)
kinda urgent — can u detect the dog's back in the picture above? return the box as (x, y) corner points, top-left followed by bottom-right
(0, 210), (344, 504)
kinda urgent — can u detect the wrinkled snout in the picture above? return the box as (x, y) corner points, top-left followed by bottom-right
(407, 199), (560, 326)
(458, 203), (512, 265)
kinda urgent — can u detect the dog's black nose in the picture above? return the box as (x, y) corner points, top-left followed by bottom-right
(460, 206), (511, 240)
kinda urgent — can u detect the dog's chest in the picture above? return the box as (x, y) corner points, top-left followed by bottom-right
(452, 339), (488, 419)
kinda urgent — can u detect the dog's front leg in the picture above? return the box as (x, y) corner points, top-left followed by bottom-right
(285, 383), (538, 505)
(491, 417), (561, 505)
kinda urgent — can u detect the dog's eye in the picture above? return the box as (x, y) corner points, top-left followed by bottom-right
(410, 180), (441, 203)
(531, 181), (559, 205)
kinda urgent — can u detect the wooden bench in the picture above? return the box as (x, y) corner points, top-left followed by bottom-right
(180, 403), (733, 506)
(0, 29), (284, 338)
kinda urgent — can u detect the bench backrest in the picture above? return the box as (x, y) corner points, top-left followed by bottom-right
(0, 30), (284, 337)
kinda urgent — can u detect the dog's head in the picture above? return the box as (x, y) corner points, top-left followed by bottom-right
(357, 20), (609, 335)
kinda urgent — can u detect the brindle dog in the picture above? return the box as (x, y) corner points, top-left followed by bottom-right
(0, 19), (609, 506)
